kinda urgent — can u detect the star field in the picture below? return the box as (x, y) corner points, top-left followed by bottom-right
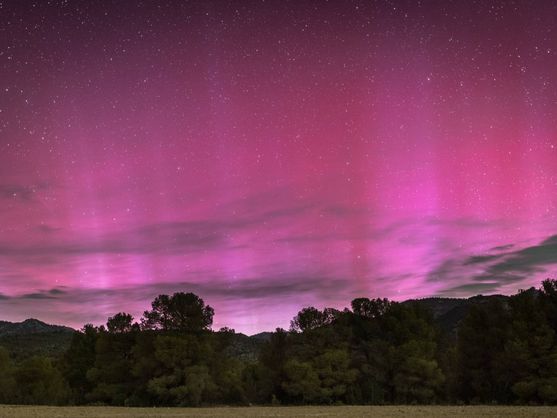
(1, 0), (557, 333)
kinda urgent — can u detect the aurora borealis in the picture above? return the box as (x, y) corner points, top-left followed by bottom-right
(1, 0), (557, 333)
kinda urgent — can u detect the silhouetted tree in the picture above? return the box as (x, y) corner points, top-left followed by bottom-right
(505, 287), (557, 404)
(86, 327), (136, 405)
(283, 348), (358, 404)
(145, 334), (216, 406)
(61, 324), (99, 404)
(351, 297), (391, 319)
(0, 347), (16, 404)
(107, 312), (136, 334)
(290, 307), (340, 333)
(142, 292), (214, 332)
(15, 356), (70, 405)
(8, 279), (557, 407)
(455, 299), (511, 403)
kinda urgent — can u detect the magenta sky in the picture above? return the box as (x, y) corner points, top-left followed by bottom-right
(1, 0), (557, 334)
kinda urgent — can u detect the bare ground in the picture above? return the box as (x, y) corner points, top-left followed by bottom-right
(0, 406), (556, 418)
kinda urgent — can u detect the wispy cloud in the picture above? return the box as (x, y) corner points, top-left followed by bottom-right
(0, 182), (50, 202)
(0, 200), (323, 261)
(484, 235), (557, 274)
(435, 233), (557, 296)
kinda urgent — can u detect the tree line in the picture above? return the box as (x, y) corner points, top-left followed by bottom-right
(1, 280), (557, 406)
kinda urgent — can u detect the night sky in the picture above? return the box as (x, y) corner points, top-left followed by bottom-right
(1, 0), (557, 334)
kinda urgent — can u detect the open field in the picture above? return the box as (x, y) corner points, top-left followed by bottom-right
(0, 406), (556, 418)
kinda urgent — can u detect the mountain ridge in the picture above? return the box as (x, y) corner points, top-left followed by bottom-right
(0, 318), (75, 336)
(0, 290), (537, 359)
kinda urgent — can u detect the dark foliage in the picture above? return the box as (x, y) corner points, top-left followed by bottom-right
(141, 292), (214, 332)
(2, 283), (557, 405)
(0, 319), (74, 361)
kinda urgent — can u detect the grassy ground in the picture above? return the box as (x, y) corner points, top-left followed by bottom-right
(0, 406), (556, 418)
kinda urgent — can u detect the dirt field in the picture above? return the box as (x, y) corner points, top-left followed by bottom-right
(0, 406), (555, 418)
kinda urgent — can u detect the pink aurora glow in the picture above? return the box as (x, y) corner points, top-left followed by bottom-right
(1, 1), (557, 333)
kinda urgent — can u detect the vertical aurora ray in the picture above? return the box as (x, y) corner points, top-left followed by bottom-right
(0, 1), (557, 333)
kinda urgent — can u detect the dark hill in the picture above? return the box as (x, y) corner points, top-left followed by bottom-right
(1, 291), (536, 359)
(403, 293), (514, 335)
(220, 332), (266, 362)
(0, 318), (75, 360)
(0, 318), (74, 336)
(249, 331), (273, 342)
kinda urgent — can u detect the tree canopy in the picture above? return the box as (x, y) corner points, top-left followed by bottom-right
(141, 292), (214, 332)
(1, 282), (557, 406)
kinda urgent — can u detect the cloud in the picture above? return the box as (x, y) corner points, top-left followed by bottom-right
(0, 182), (50, 202)
(483, 234), (557, 275)
(3, 287), (69, 300)
(473, 273), (524, 284)
(64, 275), (350, 306)
(491, 244), (514, 252)
(438, 282), (502, 295)
(320, 205), (373, 217)
(435, 233), (557, 297)
(35, 224), (62, 234)
(0, 199), (322, 262)
(4, 274), (347, 306)
(425, 217), (503, 229)
(20, 292), (58, 300)
(0, 184), (36, 201)
(276, 216), (494, 245)
(0, 275), (356, 328)
(463, 254), (504, 265)
(213, 276), (349, 301)
(0, 221), (232, 259)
